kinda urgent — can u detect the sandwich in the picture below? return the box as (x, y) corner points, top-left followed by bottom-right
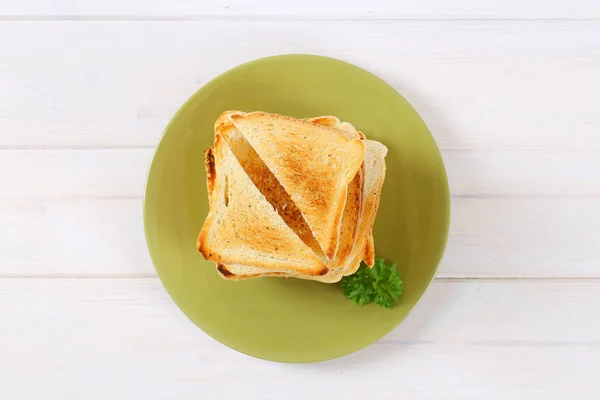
(197, 111), (387, 283)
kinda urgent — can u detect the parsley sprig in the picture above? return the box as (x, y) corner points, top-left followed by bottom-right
(341, 257), (403, 309)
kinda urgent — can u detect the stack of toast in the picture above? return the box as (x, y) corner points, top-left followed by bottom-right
(197, 111), (387, 282)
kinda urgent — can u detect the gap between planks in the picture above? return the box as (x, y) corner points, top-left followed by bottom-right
(2, 16), (600, 22)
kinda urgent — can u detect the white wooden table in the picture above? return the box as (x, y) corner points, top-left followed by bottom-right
(1, 1), (599, 399)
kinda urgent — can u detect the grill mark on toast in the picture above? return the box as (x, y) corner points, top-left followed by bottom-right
(216, 264), (233, 277)
(204, 148), (216, 196)
(223, 175), (229, 207)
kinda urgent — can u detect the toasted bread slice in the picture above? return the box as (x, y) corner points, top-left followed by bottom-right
(218, 139), (387, 282)
(227, 111), (365, 259)
(302, 116), (363, 268)
(197, 134), (329, 276)
(306, 118), (374, 267)
(215, 112), (327, 262)
(310, 139), (387, 280)
(340, 139), (387, 275)
(304, 117), (375, 269)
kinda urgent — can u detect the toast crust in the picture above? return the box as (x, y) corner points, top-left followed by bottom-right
(363, 234), (375, 268)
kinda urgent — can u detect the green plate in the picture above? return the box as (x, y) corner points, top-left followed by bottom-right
(144, 54), (450, 363)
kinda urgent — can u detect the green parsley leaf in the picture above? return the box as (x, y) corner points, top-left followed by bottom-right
(341, 257), (404, 309)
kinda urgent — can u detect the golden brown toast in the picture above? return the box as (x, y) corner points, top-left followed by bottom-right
(196, 134), (329, 276)
(227, 111), (365, 259)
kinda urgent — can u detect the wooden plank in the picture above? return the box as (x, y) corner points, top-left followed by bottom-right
(0, 199), (153, 276)
(0, 150), (150, 199)
(1, 149), (598, 200)
(445, 149), (600, 197)
(0, 21), (599, 149)
(1, 278), (598, 399)
(1, 197), (598, 277)
(444, 198), (600, 277)
(1, 0), (599, 19)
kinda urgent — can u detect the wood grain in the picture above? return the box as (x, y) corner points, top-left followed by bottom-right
(1, 278), (598, 399)
(1, 0), (599, 19)
(0, 21), (598, 149)
(1, 197), (599, 277)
